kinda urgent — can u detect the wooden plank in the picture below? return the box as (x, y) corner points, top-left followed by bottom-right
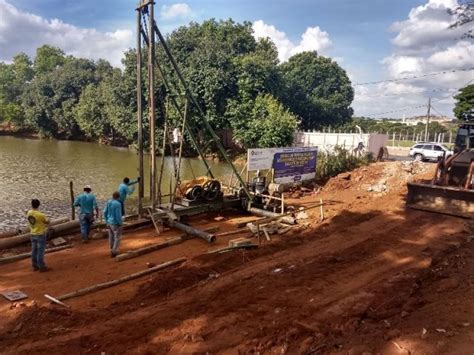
(56, 258), (186, 301)
(116, 226), (218, 262)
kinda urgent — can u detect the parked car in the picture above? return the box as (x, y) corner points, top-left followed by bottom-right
(409, 142), (453, 162)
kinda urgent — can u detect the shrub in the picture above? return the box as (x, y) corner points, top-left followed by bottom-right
(316, 146), (372, 181)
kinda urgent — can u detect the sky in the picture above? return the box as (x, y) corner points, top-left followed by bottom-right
(0, 0), (473, 119)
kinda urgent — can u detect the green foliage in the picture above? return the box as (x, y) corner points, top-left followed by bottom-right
(34, 45), (66, 74)
(316, 146), (371, 181)
(454, 84), (474, 121)
(0, 18), (356, 151)
(231, 94), (298, 148)
(280, 52), (354, 129)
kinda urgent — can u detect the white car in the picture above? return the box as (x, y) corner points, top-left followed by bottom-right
(409, 143), (453, 162)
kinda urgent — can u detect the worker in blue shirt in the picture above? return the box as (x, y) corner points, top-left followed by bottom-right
(118, 177), (140, 216)
(103, 191), (123, 258)
(73, 185), (99, 243)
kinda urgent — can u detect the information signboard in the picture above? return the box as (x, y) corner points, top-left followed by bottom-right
(273, 148), (318, 183)
(247, 147), (318, 183)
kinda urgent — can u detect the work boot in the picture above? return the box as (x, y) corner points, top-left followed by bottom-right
(82, 239), (89, 244)
(110, 252), (117, 258)
(33, 267), (39, 272)
(39, 267), (51, 273)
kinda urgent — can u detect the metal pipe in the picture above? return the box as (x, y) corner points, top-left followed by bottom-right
(166, 219), (216, 243)
(171, 97), (188, 209)
(136, 7), (144, 214)
(148, 1), (157, 208)
(157, 98), (168, 205)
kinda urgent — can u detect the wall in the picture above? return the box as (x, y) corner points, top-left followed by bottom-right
(294, 132), (388, 156)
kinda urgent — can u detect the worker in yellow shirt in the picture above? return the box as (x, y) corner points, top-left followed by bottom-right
(27, 199), (50, 272)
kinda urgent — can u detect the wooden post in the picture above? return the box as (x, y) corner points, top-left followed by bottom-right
(320, 198), (324, 222)
(148, 0), (157, 208)
(69, 181), (75, 220)
(136, 8), (144, 216)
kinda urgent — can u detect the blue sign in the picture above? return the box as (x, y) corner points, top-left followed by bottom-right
(272, 148), (318, 183)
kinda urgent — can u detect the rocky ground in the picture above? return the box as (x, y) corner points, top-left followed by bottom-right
(0, 161), (473, 354)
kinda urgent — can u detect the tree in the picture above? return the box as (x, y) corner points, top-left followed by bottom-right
(160, 19), (260, 130)
(280, 51), (354, 130)
(454, 84), (474, 121)
(231, 94), (298, 148)
(34, 45), (66, 74)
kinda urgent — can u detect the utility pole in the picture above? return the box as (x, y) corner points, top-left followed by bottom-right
(424, 97), (431, 142)
(136, 6), (144, 215)
(148, 1), (156, 208)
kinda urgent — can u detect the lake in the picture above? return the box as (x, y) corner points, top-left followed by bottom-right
(0, 136), (234, 231)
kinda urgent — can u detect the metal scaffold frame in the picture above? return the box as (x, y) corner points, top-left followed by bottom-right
(135, 0), (251, 215)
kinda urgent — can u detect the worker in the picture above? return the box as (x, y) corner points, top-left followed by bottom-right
(27, 199), (50, 272)
(104, 191), (123, 258)
(118, 177), (140, 215)
(73, 185), (99, 243)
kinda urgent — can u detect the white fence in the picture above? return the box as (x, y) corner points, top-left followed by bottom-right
(294, 132), (388, 156)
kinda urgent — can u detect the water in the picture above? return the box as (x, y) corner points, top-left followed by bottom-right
(0, 136), (234, 231)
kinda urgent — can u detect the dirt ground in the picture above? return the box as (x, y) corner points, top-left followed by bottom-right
(1, 161), (473, 354)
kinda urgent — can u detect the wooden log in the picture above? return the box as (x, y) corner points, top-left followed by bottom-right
(249, 207), (296, 225)
(116, 237), (182, 262)
(116, 227), (218, 262)
(0, 217), (70, 239)
(0, 245), (72, 265)
(56, 257), (187, 301)
(0, 221), (79, 249)
(207, 244), (258, 254)
(215, 229), (250, 237)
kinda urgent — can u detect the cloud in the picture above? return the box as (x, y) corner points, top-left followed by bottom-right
(352, 0), (474, 118)
(252, 20), (332, 62)
(0, 0), (132, 67)
(160, 3), (193, 20)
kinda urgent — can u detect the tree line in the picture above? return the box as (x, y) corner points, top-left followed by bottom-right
(0, 19), (354, 153)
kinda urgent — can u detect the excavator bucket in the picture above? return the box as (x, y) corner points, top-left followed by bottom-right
(406, 182), (474, 219)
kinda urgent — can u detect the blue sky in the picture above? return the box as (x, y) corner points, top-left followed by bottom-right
(2, 0), (473, 118)
(11, 0), (424, 83)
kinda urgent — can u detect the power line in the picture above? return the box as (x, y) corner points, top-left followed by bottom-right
(356, 87), (458, 98)
(364, 78), (474, 118)
(354, 67), (474, 86)
(430, 104), (445, 117)
(365, 104), (428, 118)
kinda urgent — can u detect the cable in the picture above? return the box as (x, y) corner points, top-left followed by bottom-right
(354, 67), (474, 86)
(363, 78), (474, 117)
(429, 104), (445, 117)
(356, 87), (458, 98)
(365, 104), (428, 118)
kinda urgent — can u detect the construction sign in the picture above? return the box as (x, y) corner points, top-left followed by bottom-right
(272, 148), (318, 183)
(247, 147), (318, 183)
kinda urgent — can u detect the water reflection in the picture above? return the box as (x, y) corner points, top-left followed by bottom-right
(0, 137), (234, 231)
